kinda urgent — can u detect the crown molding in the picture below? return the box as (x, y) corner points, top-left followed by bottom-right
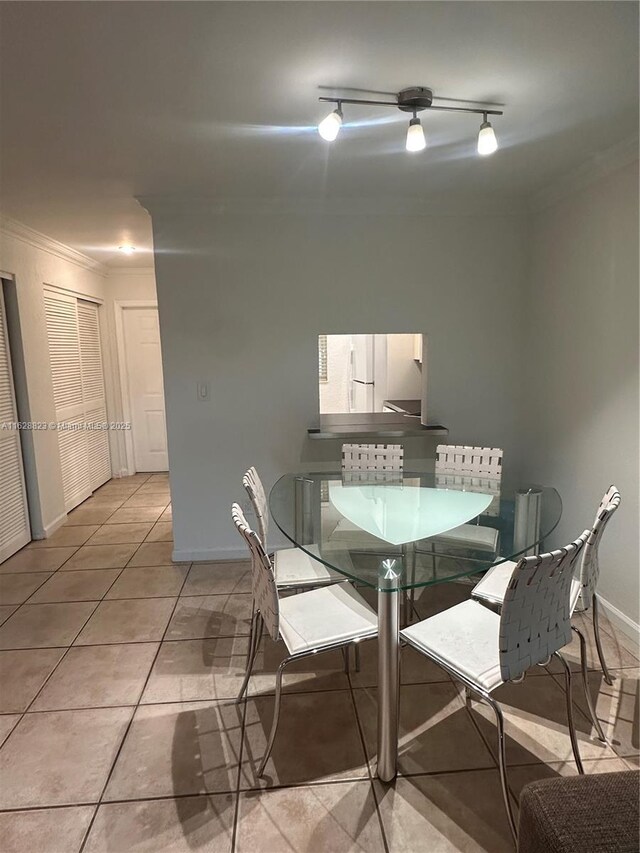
(530, 135), (639, 212)
(106, 266), (156, 277)
(138, 193), (528, 218)
(0, 216), (108, 277)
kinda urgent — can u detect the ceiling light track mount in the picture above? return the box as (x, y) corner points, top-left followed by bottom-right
(397, 87), (433, 112)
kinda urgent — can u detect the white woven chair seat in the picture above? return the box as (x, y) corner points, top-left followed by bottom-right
(433, 523), (499, 552)
(272, 545), (342, 587)
(279, 583), (378, 655)
(472, 560), (582, 613)
(401, 599), (504, 693)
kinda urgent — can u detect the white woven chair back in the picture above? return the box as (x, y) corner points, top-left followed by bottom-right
(243, 466), (269, 549)
(435, 444), (503, 479)
(342, 444), (404, 472)
(435, 472), (502, 517)
(231, 503), (279, 641)
(499, 531), (589, 682)
(580, 486), (621, 603)
(342, 469), (404, 486)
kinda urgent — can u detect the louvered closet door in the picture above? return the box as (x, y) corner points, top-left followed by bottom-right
(78, 301), (111, 490)
(44, 290), (91, 511)
(0, 287), (30, 561)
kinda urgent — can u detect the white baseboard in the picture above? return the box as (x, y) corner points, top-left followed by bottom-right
(598, 595), (640, 654)
(173, 546), (249, 563)
(113, 467), (135, 478)
(39, 512), (68, 539)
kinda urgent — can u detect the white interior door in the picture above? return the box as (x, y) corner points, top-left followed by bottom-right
(122, 307), (168, 472)
(0, 286), (31, 561)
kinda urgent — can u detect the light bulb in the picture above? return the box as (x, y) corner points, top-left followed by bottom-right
(405, 117), (426, 152)
(318, 108), (343, 142)
(477, 120), (498, 156)
(118, 244), (136, 255)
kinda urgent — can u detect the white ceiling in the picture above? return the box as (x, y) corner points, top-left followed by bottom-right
(0, 1), (637, 266)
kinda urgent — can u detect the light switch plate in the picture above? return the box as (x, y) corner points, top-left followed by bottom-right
(197, 381), (210, 401)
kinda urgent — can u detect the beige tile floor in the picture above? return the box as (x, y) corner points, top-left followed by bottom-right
(0, 473), (637, 852)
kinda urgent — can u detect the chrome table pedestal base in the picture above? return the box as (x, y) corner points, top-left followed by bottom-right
(377, 560), (401, 782)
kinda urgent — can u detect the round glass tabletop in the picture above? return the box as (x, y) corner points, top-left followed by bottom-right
(269, 471), (562, 591)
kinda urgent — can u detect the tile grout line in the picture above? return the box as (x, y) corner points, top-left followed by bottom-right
(0, 558), (133, 751)
(231, 675), (251, 853)
(0, 771), (405, 815)
(2, 571), (59, 609)
(0, 474), (154, 624)
(1, 756), (630, 816)
(77, 554), (190, 853)
(63, 474), (152, 529)
(463, 696), (501, 771)
(547, 668), (620, 738)
(0, 474), (167, 833)
(6, 685), (356, 717)
(18, 568), (131, 717)
(0, 559), (141, 760)
(346, 655), (391, 853)
(1, 477), (172, 853)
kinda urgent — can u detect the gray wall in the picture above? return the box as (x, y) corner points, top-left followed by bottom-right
(523, 160), (639, 629)
(147, 206), (527, 560)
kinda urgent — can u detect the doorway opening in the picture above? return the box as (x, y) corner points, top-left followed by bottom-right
(319, 333), (425, 418)
(115, 302), (168, 473)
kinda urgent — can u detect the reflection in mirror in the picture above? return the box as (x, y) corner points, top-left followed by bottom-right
(318, 334), (425, 416)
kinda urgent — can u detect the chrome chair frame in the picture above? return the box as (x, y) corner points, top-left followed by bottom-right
(429, 648), (582, 845)
(592, 593), (613, 685)
(571, 624), (607, 742)
(239, 615), (371, 777)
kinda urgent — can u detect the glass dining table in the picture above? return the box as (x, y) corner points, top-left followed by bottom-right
(269, 469), (562, 781)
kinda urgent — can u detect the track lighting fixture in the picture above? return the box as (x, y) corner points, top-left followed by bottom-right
(317, 87), (502, 156)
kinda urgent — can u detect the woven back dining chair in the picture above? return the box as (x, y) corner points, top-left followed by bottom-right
(241, 466), (346, 678)
(401, 531), (589, 846)
(242, 466), (340, 588)
(471, 485), (622, 742)
(426, 445), (503, 559)
(436, 444), (503, 517)
(232, 503), (377, 777)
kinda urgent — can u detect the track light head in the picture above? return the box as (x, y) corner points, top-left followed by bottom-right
(405, 115), (427, 152)
(318, 105), (343, 141)
(477, 114), (498, 156)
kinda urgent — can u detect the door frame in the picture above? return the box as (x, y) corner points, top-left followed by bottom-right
(114, 300), (162, 476)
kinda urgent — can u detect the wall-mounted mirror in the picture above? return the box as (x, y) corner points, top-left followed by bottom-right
(318, 334), (425, 418)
